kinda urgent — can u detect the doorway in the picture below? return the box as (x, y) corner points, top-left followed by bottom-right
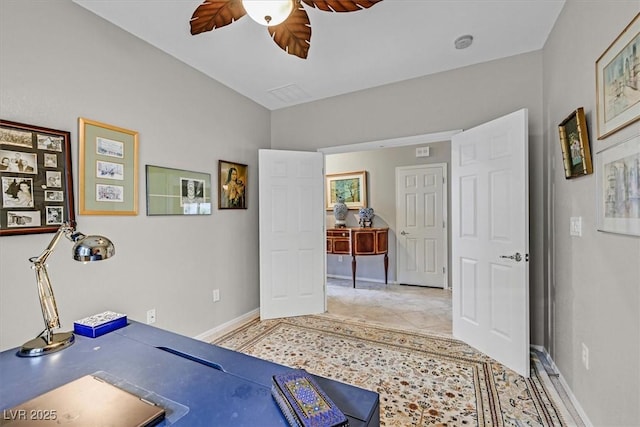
(323, 137), (456, 285)
(396, 164), (448, 288)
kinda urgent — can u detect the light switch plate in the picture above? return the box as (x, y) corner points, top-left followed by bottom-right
(570, 217), (582, 237)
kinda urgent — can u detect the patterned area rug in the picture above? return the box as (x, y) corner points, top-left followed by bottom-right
(213, 315), (573, 426)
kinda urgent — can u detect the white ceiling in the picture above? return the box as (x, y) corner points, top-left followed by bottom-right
(72, 0), (565, 111)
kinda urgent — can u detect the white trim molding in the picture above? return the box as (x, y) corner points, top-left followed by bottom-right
(194, 309), (260, 343)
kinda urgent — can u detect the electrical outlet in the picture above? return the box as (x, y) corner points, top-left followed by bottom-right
(146, 309), (156, 324)
(213, 289), (220, 302)
(581, 342), (589, 370)
(338, 255), (343, 262)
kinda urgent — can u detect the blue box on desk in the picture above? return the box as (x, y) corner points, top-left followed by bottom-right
(74, 311), (127, 338)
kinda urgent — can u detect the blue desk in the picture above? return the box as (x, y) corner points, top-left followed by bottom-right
(0, 321), (379, 426)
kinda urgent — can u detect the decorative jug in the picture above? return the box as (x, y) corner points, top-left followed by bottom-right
(358, 207), (374, 227)
(333, 196), (348, 228)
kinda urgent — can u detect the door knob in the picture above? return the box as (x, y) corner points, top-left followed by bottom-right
(500, 252), (522, 262)
(400, 230), (410, 235)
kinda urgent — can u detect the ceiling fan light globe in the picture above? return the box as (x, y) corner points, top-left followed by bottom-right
(243, 0), (294, 26)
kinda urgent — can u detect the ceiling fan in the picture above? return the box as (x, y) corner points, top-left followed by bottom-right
(190, 0), (383, 59)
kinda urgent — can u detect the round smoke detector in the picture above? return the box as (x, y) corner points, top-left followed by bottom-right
(454, 35), (474, 50)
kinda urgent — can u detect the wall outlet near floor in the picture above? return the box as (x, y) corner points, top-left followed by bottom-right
(338, 255), (343, 262)
(213, 289), (220, 302)
(146, 308), (156, 324)
(581, 342), (589, 370)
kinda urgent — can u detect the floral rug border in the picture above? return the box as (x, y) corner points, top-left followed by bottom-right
(214, 315), (571, 426)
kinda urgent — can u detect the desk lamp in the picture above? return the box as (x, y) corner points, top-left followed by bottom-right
(18, 222), (115, 357)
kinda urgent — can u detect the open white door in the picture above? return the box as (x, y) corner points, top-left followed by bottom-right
(452, 109), (530, 377)
(396, 164), (448, 288)
(259, 149), (325, 320)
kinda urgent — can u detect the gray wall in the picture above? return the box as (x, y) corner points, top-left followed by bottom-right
(0, 0), (270, 350)
(543, 2), (640, 425)
(325, 142), (451, 284)
(273, 51), (548, 348)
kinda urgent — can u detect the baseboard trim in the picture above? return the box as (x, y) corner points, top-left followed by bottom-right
(531, 345), (593, 427)
(326, 274), (396, 284)
(194, 309), (260, 342)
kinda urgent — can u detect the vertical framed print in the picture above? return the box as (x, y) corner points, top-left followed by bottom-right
(79, 118), (138, 215)
(0, 120), (75, 235)
(596, 134), (640, 236)
(218, 160), (247, 209)
(558, 107), (593, 179)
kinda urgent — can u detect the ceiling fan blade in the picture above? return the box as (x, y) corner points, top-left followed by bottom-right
(268, 5), (311, 59)
(301, 0), (382, 12)
(190, 0), (246, 35)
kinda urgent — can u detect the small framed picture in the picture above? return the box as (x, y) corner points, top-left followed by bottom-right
(46, 206), (64, 225)
(43, 153), (58, 168)
(0, 119), (74, 236)
(218, 160), (247, 209)
(558, 107), (593, 179)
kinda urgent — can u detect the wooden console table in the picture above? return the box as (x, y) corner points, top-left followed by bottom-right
(327, 227), (389, 288)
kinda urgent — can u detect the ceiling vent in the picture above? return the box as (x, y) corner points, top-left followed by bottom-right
(268, 84), (312, 104)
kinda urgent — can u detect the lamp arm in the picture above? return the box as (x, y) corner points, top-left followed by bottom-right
(28, 222), (77, 344)
(30, 222), (74, 266)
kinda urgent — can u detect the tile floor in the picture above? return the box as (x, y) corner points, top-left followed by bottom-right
(326, 277), (452, 336)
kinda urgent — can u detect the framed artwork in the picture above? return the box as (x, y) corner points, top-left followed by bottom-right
(558, 107), (593, 179)
(325, 170), (367, 210)
(595, 134), (640, 236)
(218, 160), (247, 209)
(595, 13), (640, 139)
(79, 118), (138, 215)
(146, 165), (212, 215)
(0, 119), (74, 236)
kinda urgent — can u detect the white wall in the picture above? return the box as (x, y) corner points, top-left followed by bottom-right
(543, 2), (640, 424)
(0, 0), (270, 350)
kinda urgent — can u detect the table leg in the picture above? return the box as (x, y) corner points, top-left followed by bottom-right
(351, 256), (357, 288)
(384, 254), (388, 284)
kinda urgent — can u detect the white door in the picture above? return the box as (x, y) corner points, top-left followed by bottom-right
(396, 164), (448, 288)
(451, 109), (530, 377)
(259, 149), (326, 319)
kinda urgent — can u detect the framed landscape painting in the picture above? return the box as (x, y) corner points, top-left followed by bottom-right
(595, 13), (640, 139)
(325, 171), (367, 210)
